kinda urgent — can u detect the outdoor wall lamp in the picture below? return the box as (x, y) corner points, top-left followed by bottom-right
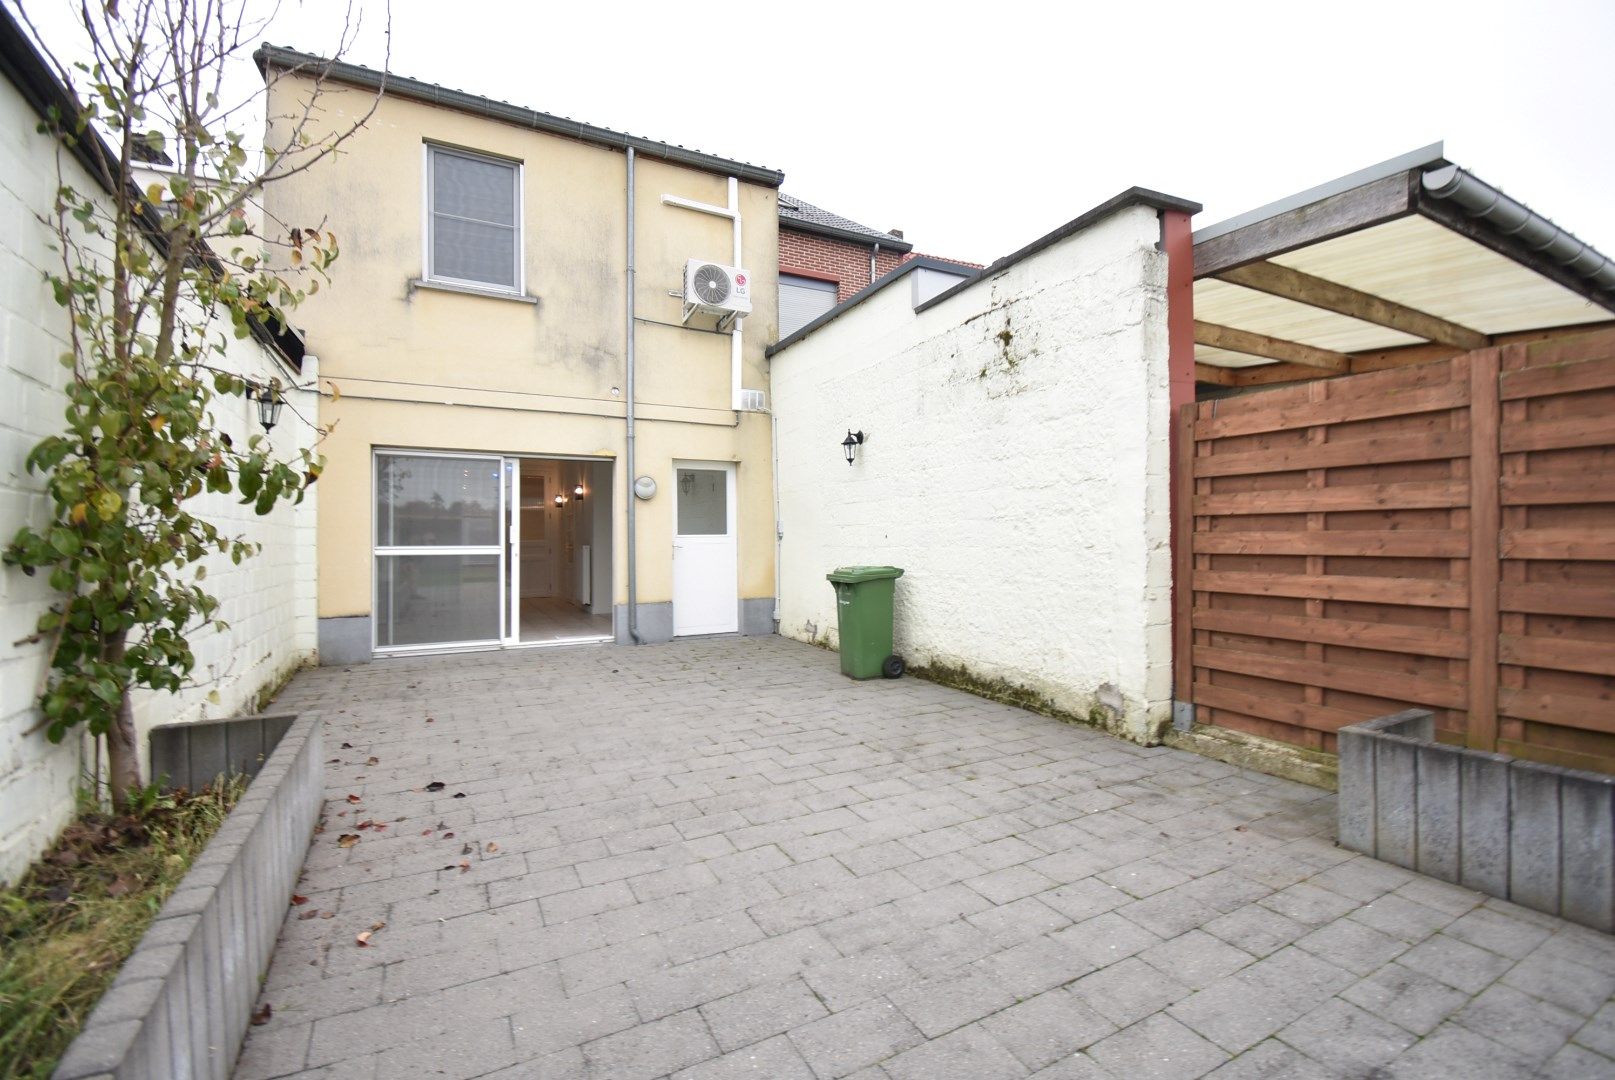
(249, 380), (284, 432)
(573, 483), (585, 502)
(553, 493), (567, 508)
(842, 429), (865, 466)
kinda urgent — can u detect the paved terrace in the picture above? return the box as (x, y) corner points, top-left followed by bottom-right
(237, 637), (1615, 1079)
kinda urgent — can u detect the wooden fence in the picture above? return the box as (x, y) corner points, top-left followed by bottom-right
(1174, 330), (1615, 773)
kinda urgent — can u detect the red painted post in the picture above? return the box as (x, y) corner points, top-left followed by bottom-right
(1162, 210), (1196, 730)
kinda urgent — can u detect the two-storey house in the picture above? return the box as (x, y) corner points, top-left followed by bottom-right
(256, 48), (783, 661)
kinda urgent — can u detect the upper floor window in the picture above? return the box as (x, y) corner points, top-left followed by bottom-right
(427, 145), (521, 291)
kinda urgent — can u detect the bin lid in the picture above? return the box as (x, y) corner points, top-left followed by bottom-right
(826, 565), (905, 584)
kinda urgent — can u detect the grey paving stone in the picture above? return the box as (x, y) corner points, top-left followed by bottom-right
(882, 1022), (1031, 1080)
(698, 977), (829, 1052)
(511, 984), (639, 1057)
(802, 948), (922, 1012)
(1397, 933), (1514, 995)
(1454, 982), (1586, 1064)
(1537, 1042), (1615, 1080)
(980, 988), (1117, 1070)
(1503, 949), (1615, 1017)
(890, 968), (1018, 1038)
(1273, 997), (1413, 1076)
(1068, 957), (1191, 1029)
(236, 639), (1615, 1080)
(1375, 1021), (1537, 1079)
(1138, 930), (1256, 990)
(671, 1035), (817, 1080)
(1086, 1013), (1230, 1080)
(581, 1008), (720, 1080)
(788, 998), (926, 1079)
(1201, 1039), (1334, 1080)
(1340, 963), (1474, 1036)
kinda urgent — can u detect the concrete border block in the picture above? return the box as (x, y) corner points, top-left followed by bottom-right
(1338, 708), (1614, 934)
(52, 713), (321, 1080)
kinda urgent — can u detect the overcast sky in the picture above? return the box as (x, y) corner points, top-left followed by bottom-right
(19, 0), (1615, 266)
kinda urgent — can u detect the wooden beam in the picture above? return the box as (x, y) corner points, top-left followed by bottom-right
(1194, 321), (1349, 371)
(1193, 172), (1416, 278)
(1194, 363), (1234, 385)
(1219, 261), (1489, 350)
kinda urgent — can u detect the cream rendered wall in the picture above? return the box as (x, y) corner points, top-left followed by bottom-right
(0, 75), (318, 885)
(261, 79), (778, 635)
(772, 204), (1174, 744)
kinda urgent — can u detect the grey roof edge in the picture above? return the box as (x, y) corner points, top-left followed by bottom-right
(779, 215), (914, 253)
(0, 9), (302, 371)
(253, 44), (785, 188)
(1192, 142), (1447, 244)
(767, 256), (972, 355)
(911, 187), (1201, 316)
(768, 188), (1199, 356)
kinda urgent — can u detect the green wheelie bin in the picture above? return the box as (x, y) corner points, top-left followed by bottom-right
(826, 566), (906, 680)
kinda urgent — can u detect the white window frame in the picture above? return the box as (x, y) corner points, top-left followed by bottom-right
(423, 143), (525, 295)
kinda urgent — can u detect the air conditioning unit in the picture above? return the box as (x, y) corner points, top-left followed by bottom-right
(683, 258), (752, 320)
(736, 388), (768, 412)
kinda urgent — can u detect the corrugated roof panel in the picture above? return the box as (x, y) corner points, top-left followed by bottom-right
(1270, 215), (1607, 337)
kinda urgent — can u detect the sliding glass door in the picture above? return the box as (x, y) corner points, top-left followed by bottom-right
(374, 451), (505, 651)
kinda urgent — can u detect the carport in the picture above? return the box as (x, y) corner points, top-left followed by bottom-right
(1189, 142), (1614, 392)
(1170, 143), (1615, 779)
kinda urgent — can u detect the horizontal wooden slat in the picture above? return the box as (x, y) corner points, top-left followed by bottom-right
(1194, 530), (1466, 558)
(1501, 415), (1613, 454)
(1499, 687), (1615, 736)
(1190, 681), (1369, 734)
(1500, 529), (1615, 561)
(1195, 379), (1468, 441)
(1496, 737), (1615, 775)
(1196, 570), (1465, 607)
(1500, 634), (1615, 677)
(1501, 356), (1615, 401)
(1196, 646), (1468, 709)
(1501, 474), (1615, 506)
(1197, 481), (1466, 516)
(1194, 608), (1468, 658)
(1500, 583), (1615, 619)
(1194, 430), (1468, 478)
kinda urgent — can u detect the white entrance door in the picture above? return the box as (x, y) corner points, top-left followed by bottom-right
(672, 462), (738, 636)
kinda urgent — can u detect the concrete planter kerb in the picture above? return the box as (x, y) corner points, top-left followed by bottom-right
(52, 714), (323, 1080)
(1338, 709), (1615, 934)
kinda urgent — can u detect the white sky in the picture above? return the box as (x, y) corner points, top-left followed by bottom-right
(18, 0), (1615, 267)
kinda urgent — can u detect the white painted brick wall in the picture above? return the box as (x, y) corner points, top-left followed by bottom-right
(772, 204), (1173, 744)
(0, 75), (318, 885)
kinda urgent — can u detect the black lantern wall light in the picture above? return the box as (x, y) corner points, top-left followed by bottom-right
(248, 380), (284, 432)
(841, 429), (865, 466)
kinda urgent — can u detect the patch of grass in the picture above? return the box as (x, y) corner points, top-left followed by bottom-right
(0, 777), (246, 1079)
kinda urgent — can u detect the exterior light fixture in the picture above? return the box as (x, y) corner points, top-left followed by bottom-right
(553, 493), (566, 508)
(249, 380), (284, 432)
(573, 483), (585, 502)
(841, 429), (865, 466)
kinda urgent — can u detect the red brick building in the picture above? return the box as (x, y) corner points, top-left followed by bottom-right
(777, 194), (980, 337)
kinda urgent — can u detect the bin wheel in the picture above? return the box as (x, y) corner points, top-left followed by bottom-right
(882, 655), (906, 679)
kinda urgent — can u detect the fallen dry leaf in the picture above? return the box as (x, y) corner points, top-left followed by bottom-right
(320, 911), (336, 919)
(355, 931), (373, 947)
(340, 742), (353, 749)
(327, 758), (341, 764)
(442, 832), (455, 840)
(297, 909), (321, 921)
(461, 843), (472, 855)
(458, 860), (470, 873)
(453, 792), (466, 799)
(485, 842), (499, 853)
(337, 834), (360, 849)
(366, 756), (380, 766)
(421, 829), (434, 836)
(250, 1003), (273, 1025)
(424, 781), (446, 792)
(290, 894), (309, 906)
(106, 873), (139, 899)
(346, 794), (361, 804)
